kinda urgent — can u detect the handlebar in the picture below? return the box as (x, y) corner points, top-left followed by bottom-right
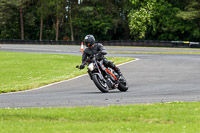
(76, 54), (99, 69)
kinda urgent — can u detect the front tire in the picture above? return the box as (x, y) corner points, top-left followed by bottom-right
(92, 75), (109, 93)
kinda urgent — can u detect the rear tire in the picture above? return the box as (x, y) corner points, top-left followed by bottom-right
(92, 75), (109, 93)
(118, 83), (128, 92)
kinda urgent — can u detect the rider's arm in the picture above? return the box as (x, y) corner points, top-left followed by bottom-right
(98, 43), (107, 55)
(82, 51), (87, 64)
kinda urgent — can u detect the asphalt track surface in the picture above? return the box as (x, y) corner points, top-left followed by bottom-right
(0, 44), (200, 108)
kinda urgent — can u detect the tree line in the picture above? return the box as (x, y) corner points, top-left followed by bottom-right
(0, 0), (199, 41)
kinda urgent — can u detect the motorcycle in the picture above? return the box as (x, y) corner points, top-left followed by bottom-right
(76, 54), (128, 93)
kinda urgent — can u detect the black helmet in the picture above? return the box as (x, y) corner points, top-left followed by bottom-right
(84, 35), (95, 47)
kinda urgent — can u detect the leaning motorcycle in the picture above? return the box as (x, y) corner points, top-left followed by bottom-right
(76, 55), (128, 93)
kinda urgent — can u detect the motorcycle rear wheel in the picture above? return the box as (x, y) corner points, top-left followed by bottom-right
(92, 75), (109, 93)
(118, 76), (128, 92)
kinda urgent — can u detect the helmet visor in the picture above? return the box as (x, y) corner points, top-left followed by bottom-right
(85, 42), (90, 47)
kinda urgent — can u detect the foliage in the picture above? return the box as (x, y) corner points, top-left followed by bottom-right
(175, 0), (200, 41)
(72, 1), (113, 40)
(128, 0), (200, 41)
(0, 0), (199, 41)
(176, 0), (200, 20)
(128, 0), (156, 39)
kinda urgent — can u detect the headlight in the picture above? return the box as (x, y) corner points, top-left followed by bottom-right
(88, 63), (94, 71)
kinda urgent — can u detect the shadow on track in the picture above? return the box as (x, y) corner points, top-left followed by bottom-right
(78, 90), (125, 94)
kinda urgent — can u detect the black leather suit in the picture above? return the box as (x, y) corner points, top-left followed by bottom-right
(82, 43), (121, 74)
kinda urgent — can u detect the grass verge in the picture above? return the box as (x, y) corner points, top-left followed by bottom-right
(0, 51), (134, 93)
(108, 51), (200, 54)
(106, 46), (200, 50)
(0, 102), (200, 133)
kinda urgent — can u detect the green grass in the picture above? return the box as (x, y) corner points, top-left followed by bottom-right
(0, 102), (200, 133)
(108, 51), (200, 54)
(0, 51), (134, 93)
(106, 45), (200, 50)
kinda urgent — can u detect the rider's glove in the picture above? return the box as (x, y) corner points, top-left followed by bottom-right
(80, 64), (85, 69)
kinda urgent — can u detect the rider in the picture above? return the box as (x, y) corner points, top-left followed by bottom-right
(79, 34), (122, 76)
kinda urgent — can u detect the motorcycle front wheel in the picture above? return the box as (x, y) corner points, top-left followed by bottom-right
(92, 75), (109, 93)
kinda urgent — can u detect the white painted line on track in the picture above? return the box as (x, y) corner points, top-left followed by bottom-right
(0, 58), (139, 95)
(0, 74), (88, 95)
(117, 58), (139, 67)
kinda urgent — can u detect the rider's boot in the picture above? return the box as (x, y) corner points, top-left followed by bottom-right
(107, 60), (123, 77)
(115, 67), (122, 77)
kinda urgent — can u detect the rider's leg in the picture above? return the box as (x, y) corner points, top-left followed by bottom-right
(103, 58), (122, 76)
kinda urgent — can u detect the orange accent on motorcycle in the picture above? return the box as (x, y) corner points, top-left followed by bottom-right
(105, 69), (117, 80)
